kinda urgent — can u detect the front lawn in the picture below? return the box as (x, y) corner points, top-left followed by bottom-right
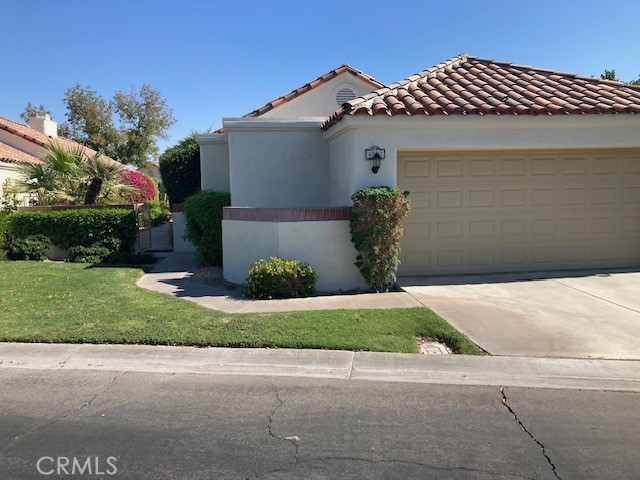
(0, 262), (483, 355)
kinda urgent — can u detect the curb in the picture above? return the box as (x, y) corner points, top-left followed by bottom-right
(1, 343), (639, 392)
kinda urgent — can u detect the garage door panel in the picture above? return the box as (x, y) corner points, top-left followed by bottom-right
(397, 150), (640, 275)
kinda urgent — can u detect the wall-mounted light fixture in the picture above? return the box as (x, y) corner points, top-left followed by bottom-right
(365, 146), (385, 174)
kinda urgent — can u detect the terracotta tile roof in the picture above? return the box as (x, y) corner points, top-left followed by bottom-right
(0, 141), (44, 166)
(321, 54), (640, 131)
(0, 115), (122, 167)
(243, 64), (385, 119)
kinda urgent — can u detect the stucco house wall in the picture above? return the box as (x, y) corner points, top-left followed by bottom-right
(198, 134), (230, 192)
(0, 162), (21, 198)
(224, 119), (330, 207)
(222, 218), (365, 291)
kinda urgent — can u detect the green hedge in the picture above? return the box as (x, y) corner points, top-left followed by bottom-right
(159, 136), (201, 205)
(0, 212), (8, 251)
(5, 209), (138, 252)
(183, 191), (231, 265)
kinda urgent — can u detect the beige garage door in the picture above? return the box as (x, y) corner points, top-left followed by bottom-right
(397, 149), (640, 276)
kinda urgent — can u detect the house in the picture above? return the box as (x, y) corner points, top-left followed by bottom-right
(190, 55), (640, 291)
(0, 113), (124, 206)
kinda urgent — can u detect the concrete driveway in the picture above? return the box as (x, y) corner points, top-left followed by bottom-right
(399, 270), (640, 359)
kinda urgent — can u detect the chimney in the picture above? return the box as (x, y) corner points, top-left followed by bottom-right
(28, 113), (58, 139)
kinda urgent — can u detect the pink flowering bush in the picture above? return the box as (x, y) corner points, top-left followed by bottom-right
(121, 170), (156, 204)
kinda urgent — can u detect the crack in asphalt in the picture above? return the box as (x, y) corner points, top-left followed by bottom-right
(500, 387), (561, 479)
(247, 386), (300, 479)
(0, 372), (125, 451)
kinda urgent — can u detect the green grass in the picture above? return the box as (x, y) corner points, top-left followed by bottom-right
(0, 262), (484, 355)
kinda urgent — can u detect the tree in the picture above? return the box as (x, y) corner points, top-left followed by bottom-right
(159, 135), (201, 204)
(19, 103), (51, 123)
(58, 83), (175, 168)
(60, 84), (117, 153)
(8, 143), (134, 205)
(599, 69), (640, 85)
(20, 84), (175, 168)
(600, 69), (618, 81)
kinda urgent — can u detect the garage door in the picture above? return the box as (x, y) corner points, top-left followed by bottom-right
(397, 149), (640, 276)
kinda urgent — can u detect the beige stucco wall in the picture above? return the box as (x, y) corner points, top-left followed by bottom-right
(326, 114), (640, 204)
(222, 219), (366, 291)
(197, 135), (230, 192)
(171, 212), (196, 252)
(259, 73), (379, 118)
(0, 162), (21, 196)
(224, 119), (330, 207)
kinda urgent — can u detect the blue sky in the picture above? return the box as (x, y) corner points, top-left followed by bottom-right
(3, 0), (639, 155)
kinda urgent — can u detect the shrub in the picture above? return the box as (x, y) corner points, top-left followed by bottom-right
(159, 136), (201, 204)
(183, 190), (231, 265)
(102, 251), (157, 265)
(0, 212), (9, 251)
(5, 209), (137, 252)
(67, 244), (112, 263)
(121, 170), (156, 204)
(245, 257), (317, 299)
(149, 199), (171, 227)
(6, 234), (50, 261)
(350, 187), (411, 292)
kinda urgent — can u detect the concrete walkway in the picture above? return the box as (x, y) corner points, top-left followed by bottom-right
(137, 252), (422, 313)
(1, 342), (639, 392)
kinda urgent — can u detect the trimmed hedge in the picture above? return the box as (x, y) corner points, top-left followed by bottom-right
(5, 209), (137, 252)
(159, 136), (201, 205)
(183, 190), (231, 265)
(6, 234), (49, 261)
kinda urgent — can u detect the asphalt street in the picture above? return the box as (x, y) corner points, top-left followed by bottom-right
(0, 369), (639, 479)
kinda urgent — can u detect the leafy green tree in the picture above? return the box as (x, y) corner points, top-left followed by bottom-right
(19, 103), (51, 123)
(22, 84), (176, 168)
(159, 135), (201, 204)
(600, 69), (639, 85)
(62, 84), (175, 167)
(600, 69), (618, 81)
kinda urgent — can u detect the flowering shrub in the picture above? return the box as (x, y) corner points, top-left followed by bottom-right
(350, 187), (411, 292)
(121, 170), (156, 203)
(245, 257), (317, 299)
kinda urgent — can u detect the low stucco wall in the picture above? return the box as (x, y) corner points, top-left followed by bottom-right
(222, 219), (366, 292)
(171, 212), (196, 253)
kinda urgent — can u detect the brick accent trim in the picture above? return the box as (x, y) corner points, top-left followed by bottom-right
(223, 207), (351, 222)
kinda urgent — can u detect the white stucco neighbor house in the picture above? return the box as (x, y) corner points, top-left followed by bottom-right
(0, 114), (125, 206)
(189, 54), (640, 291)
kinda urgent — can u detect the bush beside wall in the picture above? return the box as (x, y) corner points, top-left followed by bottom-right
(183, 191), (231, 265)
(159, 136), (201, 205)
(245, 257), (317, 299)
(5, 209), (138, 252)
(350, 187), (411, 292)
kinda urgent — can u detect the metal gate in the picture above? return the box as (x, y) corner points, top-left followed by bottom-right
(136, 203), (152, 252)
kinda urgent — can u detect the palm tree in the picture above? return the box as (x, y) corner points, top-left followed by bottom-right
(10, 142), (136, 205)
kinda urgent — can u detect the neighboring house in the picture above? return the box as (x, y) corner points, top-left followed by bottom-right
(0, 114), (123, 206)
(192, 55), (640, 291)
